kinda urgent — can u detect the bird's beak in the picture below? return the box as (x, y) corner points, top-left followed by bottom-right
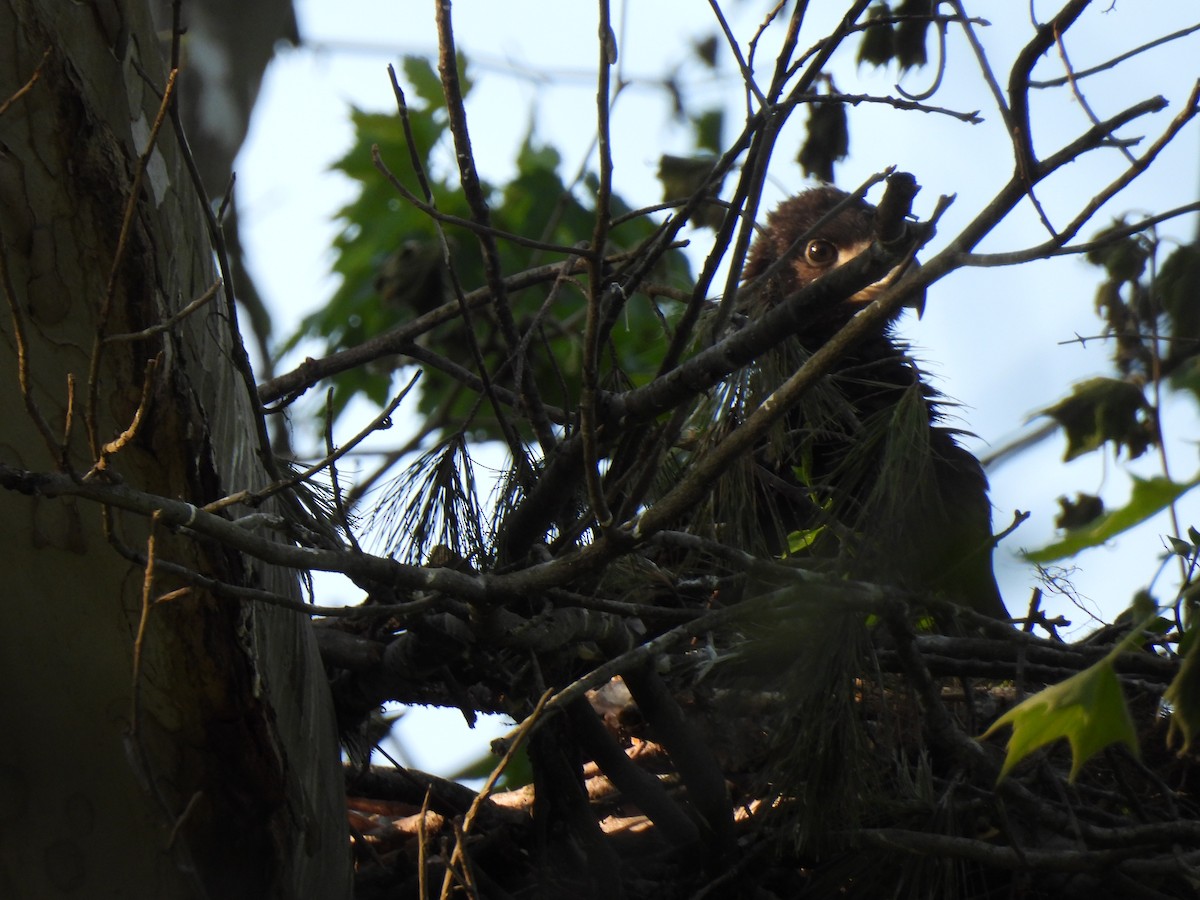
(847, 256), (926, 318)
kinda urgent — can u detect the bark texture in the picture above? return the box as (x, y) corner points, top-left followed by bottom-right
(0, 2), (348, 896)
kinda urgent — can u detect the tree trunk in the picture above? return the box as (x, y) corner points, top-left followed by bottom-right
(0, 3), (349, 896)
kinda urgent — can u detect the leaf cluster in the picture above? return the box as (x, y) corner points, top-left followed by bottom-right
(283, 56), (692, 439)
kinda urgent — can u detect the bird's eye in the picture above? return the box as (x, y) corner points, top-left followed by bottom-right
(804, 239), (837, 267)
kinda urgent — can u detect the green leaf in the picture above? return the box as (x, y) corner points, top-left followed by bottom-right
(657, 154), (717, 201)
(1085, 220), (1150, 283)
(693, 34), (719, 69)
(692, 108), (724, 154)
(448, 743), (532, 790)
(282, 59), (693, 442)
(1025, 475), (1198, 563)
(982, 661), (1138, 781)
(981, 632), (1142, 781)
(893, 0), (935, 70)
(657, 154), (725, 229)
(1167, 535), (1194, 557)
(787, 526), (826, 554)
(798, 87), (849, 183)
(401, 56), (442, 108)
(1161, 243), (1200, 375)
(1120, 589), (1163, 627)
(856, 2), (895, 68)
(400, 53), (471, 110)
(1040, 377), (1153, 461)
(1053, 492), (1104, 530)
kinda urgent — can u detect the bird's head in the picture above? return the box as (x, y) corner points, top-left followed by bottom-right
(741, 186), (925, 339)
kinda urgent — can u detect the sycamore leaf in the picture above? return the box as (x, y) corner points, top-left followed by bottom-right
(798, 87), (849, 184)
(401, 53), (472, 110)
(1053, 492), (1104, 531)
(893, 0), (935, 70)
(787, 526), (826, 554)
(448, 744), (533, 790)
(284, 97), (692, 438)
(693, 34), (719, 69)
(656, 154), (725, 229)
(1040, 377), (1153, 461)
(981, 655), (1138, 781)
(856, 3), (895, 68)
(657, 154), (716, 199)
(692, 108), (724, 154)
(982, 619), (1155, 781)
(1084, 221), (1150, 283)
(1024, 475), (1197, 563)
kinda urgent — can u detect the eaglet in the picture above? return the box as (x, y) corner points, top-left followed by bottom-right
(699, 186), (1008, 620)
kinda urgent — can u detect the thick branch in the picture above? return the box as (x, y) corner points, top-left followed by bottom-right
(0, 463), (486, 603)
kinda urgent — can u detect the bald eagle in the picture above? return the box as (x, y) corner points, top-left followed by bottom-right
(700, 186), (1007, 620)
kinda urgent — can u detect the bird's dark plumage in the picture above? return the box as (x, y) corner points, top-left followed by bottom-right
(708, 187), (1007, 619)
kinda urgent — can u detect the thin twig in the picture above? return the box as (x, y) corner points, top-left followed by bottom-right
(895, 12), (950, 102)
(86, 354), (162, 478)
(0, 46), (50, 117)
(707, 0), (768, 108)
(85, 69), (177, 458)
(402, 341), (569, 425)
(203, 374), (418, 514)
(434, 1), (554, 457)
(0, 461), (488, 603)
(259, 257), (591, 406)
(1030, 23), (1200, 88)
(370, 147), (582, 256)
(1053, 21), (1137, 164)
(440, 689), (552, 899)
(130, 511), (168, 735)
(102, 279), (221, 343)
(417, 787), (432, 900)
(961, 201), (1200, 267)
(582, 0), (617, 529)
(325, 387), (363, 554)
(164, 6), (322, 545)
(789, 89), (982, 123)
(0, 233), (62, 460)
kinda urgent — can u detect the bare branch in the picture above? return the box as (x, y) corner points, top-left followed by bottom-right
(1030, 23), (1200, 88)
(963, 201), (1200, 268)
(0, 46), (49, 116)
(258, 258), (590, 406)
(102, 279), (221, 343)
(0, 461), (487, 603)
(435, 0), (555, 458)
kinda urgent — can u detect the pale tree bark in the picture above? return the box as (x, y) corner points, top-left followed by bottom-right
(0, 2), (349, 897)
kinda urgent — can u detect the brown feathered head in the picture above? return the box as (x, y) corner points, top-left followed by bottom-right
(741, 186), (922, 339)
